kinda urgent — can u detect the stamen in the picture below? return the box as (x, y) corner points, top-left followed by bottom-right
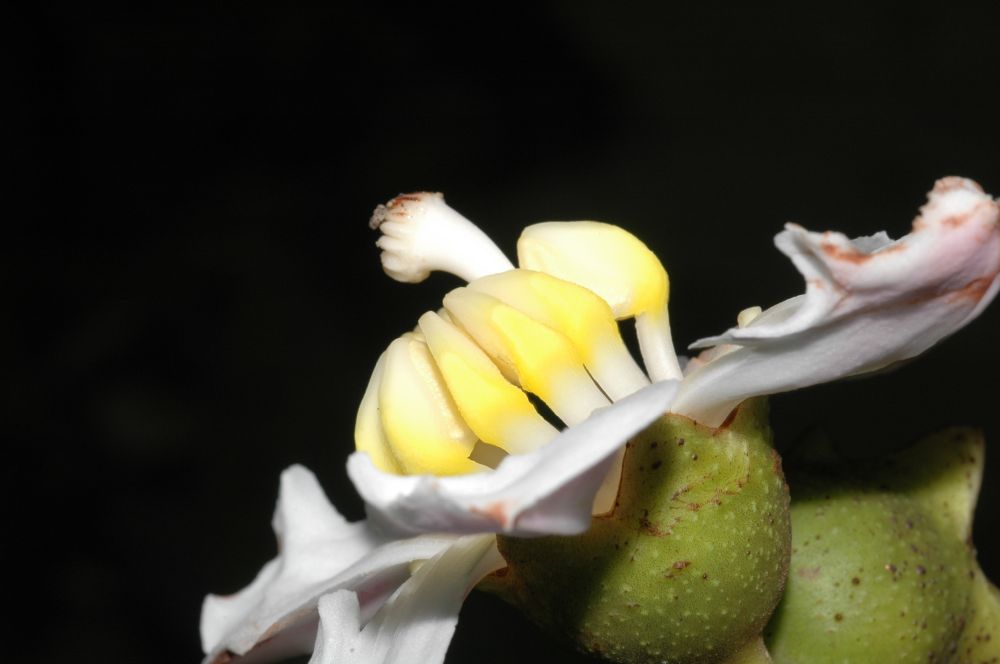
(370, 192), (514, 284)
(353, 352), (403, 474)
(737, 306), (763, 328)
(377, 333), (484, 476)
(468, 270), (650, 400)
(517, 221), (683, 381)
(442, 288), (611, 425)
(635, 310), (681, 382)
(418, 311), (558, 455)
(684, 306), (762, 372)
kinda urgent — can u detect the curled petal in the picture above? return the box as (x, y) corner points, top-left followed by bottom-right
(347, 380), (679, 537)
(200, 465), (459, 663)
(673, 177), (1000, 426)
(309, 535), (503, 664)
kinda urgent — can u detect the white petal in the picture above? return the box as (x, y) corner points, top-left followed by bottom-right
(309, 535), (503, 664)
(673, 177), (1000, 426)
(200, 465), (459, 663)
(308, 592), (364, 663)
(348, 380), (679, 537)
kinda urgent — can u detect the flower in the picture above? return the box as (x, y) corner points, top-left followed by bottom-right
(200, 177), (999, 664)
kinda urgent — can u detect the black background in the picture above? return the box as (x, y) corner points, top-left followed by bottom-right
(12, 3), (1000, 663)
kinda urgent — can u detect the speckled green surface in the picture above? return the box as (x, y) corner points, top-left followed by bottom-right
(954, 560), (1000, 664)
(765, 428), (1000, 664)
(489, 399), (790, 664)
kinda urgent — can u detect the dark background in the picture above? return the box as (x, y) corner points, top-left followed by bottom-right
(12, 3), (1000, 663)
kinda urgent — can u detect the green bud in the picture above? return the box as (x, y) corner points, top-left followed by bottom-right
(483, 399), (791, 664)
(764, 428), (1000, 663)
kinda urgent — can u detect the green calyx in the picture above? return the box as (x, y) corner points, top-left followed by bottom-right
(484, 399), (791, 664)
(764, 428), (1000, 664)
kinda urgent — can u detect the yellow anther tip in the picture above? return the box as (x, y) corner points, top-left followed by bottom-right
(517, 221), (669, 318)
(469, 269), (621, 364)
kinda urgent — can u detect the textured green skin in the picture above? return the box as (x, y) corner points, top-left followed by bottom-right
(954, 561), (1000, 664)
(765, 490), (969, 662)
(765, 428), (1000, 664)
(490, 399), (791, 664)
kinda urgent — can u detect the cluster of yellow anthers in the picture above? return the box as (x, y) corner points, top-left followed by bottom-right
(361, 192), (681, 487)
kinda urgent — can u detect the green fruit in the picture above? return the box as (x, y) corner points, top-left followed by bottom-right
(954, 560), (1000, 663)
(484, 399), (791, 664)
(765, 428), (1000, 664)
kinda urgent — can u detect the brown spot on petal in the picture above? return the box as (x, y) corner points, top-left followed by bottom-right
(471, 501), (510, 527)
(821, 242), (869, 264)
(821, 240), (906, 264)
(933, 199), (997, 229)
(947, 276), (995, 304)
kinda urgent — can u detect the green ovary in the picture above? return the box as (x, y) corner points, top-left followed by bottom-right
(486, 399), (792, 664)
(765, 492), (968, 663)
(765, 428), (1000, 664)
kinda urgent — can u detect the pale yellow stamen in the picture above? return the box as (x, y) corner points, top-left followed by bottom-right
(443, 287), (611, 425)
(353, 352), (403, 474)
(517, 221), (682, 382)
(685, 306), (763, 372)
(418, 311), (558, 455)
(468, 270), (649, 400)
(378, 333), (484, 476)
(738, 306), (763, 328)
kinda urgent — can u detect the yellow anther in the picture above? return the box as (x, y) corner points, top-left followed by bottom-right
(517, 221), (668, 318)
(443, 287), (610, 425)
(377, 333), (484, 476)
(353, 352), (403, 474)
(468, 270), (649, 400)
(418, 311), (558, 454)
(517, 221), (681, 381)
(738, 306), (763, 328)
